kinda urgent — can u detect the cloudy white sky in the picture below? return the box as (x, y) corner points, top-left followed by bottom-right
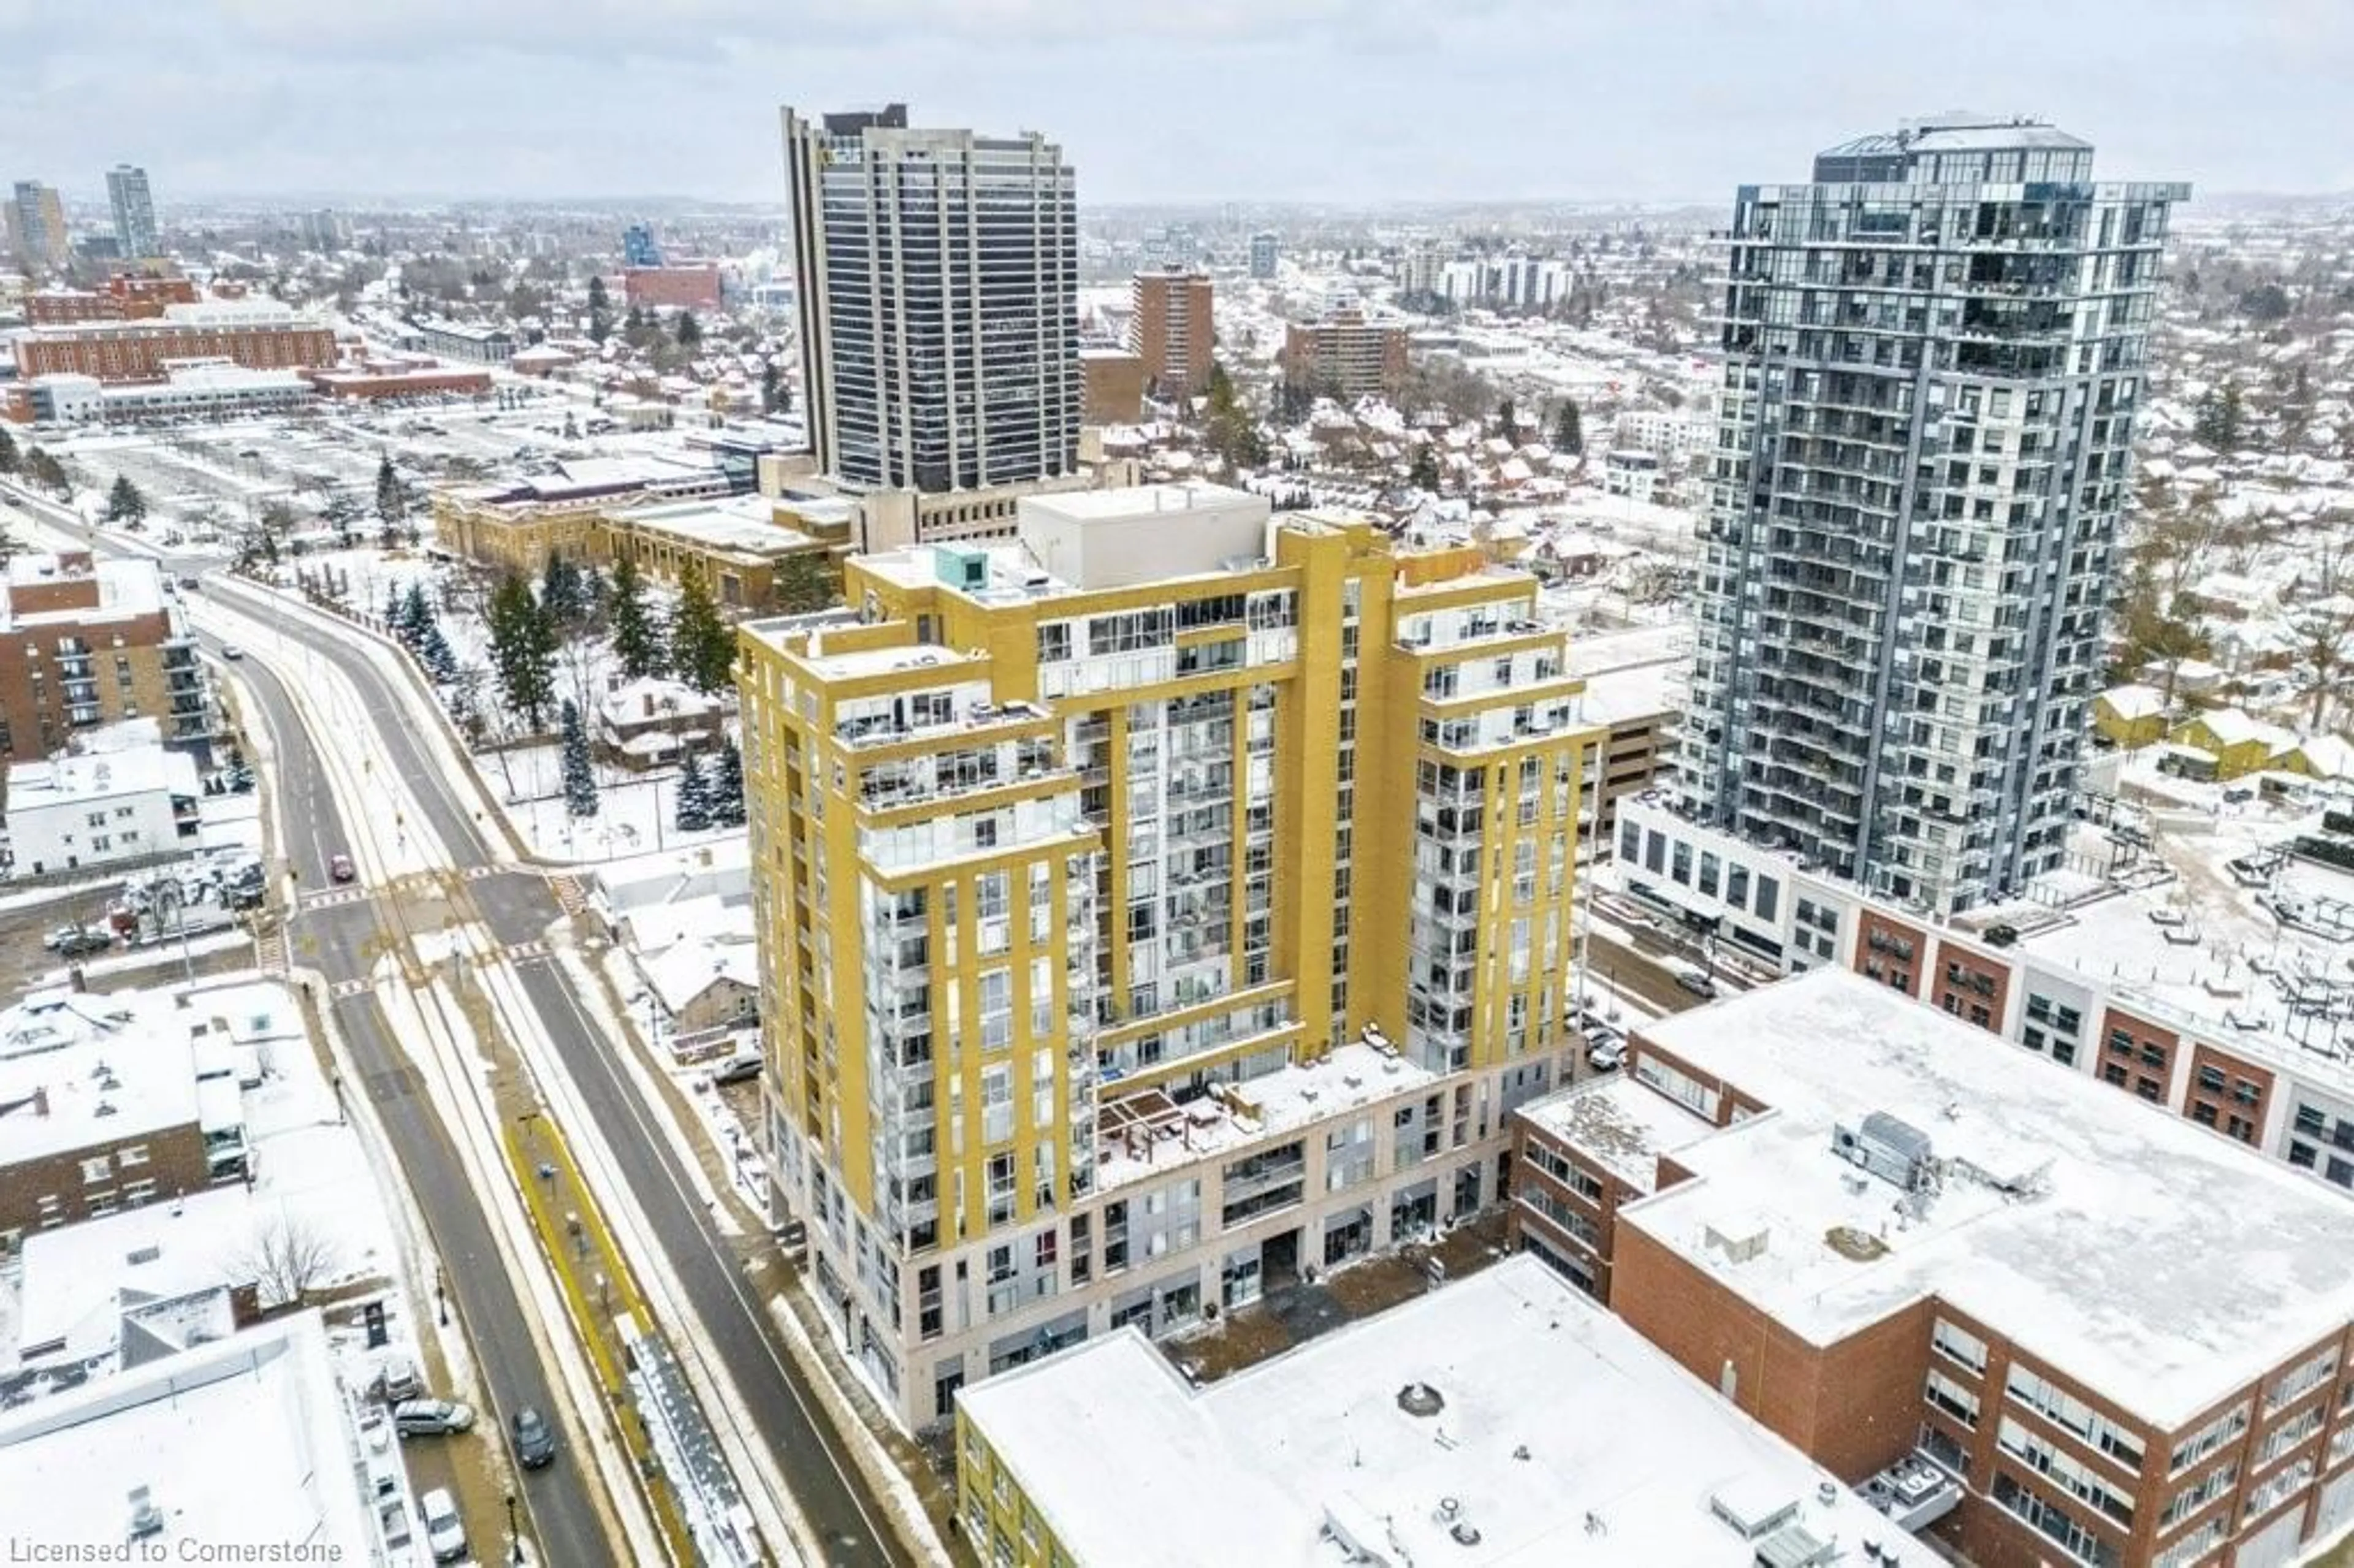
(4, 0), (2348, 205)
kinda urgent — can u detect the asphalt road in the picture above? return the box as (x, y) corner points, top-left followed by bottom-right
(220, 642), (615, 1568)
(212, 579), (905, 1568)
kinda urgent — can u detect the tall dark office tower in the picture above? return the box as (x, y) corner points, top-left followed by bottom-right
(782, 104), (1080, 494)
(1678, 115), (2187, 913)
(106, 164), (157, 261)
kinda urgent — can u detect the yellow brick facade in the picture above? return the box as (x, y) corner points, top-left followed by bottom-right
(739, 509), (1598, 1428)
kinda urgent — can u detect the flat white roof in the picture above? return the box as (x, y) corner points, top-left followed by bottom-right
(1521, 1075), (1713, 1193)
(17, 1185), (254, 1361)
(961, 1254), (1886, 1567)
(1624, 967), (2354, 1428)
(6, 744), (199, 806)
(0, 1006), (200, 1167)
(0, 1312), (376, 1558)
(610, 493), (822, 556)
(1017, 480), (1258, 526)
(0, 552), (170, 626)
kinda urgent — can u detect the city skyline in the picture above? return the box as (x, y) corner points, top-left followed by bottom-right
(2, 0), (2348, 205)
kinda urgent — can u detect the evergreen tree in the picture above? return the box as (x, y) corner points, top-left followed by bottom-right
(25, 447), (71, 498)
(383, 582), (402, 630)
(487, 571), (558, 731)
(560, 699), (600, 817)
(670, 568), (735, 695)
(321, 490), (365, 546)
(418, 620), (459, 683)
(587, 274), (612, 343)
(770, 551), (840, 615)
(675, 310), (703, 351)
(400, 582), (435, 647)
(541, 552), (584, 628)
(0, 425), (17, 475)
(675, 751), (711, 832)
(374, 453), (406, 528)
(607, 555), (664, 679)
(1409, 444), (1441, 492)
(104, 474), (147, 525)
(1495, 395), (1517, 444)
(760, 359), (781, 414)
(1552, 398), (1584, 455)
(709, 736), (746, 829)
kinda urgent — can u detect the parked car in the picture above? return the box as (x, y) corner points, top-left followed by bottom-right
(707, 1052), (762, 1087)
(512, 1406), (557, 1468)
(419, 1488), (467, 1563)
(55, 927), (113, 959)
(329, 853), (356, 883)
(40, 923), (86, 951)
(1586, 1038), (1626, 1073)
(374, 1353), (423, 1404)
(1670, 961), (1718, 998)
(392, 1398), (475, 1437)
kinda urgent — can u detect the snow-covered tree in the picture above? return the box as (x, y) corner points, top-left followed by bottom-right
(708, 736), (746, 829)
(675, 751), (711, 832)
(560, 699), (599, 818)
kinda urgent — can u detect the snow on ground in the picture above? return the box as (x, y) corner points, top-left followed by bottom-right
(483, 741), (742, 864)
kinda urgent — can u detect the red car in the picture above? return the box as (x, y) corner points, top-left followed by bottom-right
(329, 854), (356, 883)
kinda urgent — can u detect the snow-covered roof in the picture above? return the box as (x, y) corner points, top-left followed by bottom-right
(1625, 968), (2354, 1429)
(5, 745), (200, 808)
(2096, 683), (2167, 721)
(959, 1255), (1889, 1567)
(641, 937), (759, 1015)
(16, 1186), (254, 1363)
(2288, 733), (2354, 780)
(0, 1000), (200, 1166)
(1521, 1076), (1713, 1193)
(2183, 706), (2297, 752)
(598, 675), (722, 730)
(0, 1312), (377, 1559)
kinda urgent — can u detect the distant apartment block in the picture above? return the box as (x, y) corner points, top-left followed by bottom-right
(25, 273), (198, 324)
(0, 552), (208, 760)
(1129, 268), (1214, 397)
(783, 102), (1081, 496)
(13, 300), (336, 384)
(4, 744), (202, 876)
(1247, 230), (1278, 280)
(105, 165), (158, 261)
(739, 488), (1599, 1428)
(6, 181), (69, 275)
(1510, 967), (2354, 1568)
(622, 221), (664, 268)
(1078, 347), (1144, 426)
(1282, 309), (1408, 400)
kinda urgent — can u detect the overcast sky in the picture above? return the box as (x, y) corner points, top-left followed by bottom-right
(4, 0), (2348, 206)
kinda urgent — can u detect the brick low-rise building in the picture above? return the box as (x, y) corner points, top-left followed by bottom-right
(1282, 308), (1409, 399)
(1612, 794), (2354, 1212)
(24, 274), (199, 325)
(622, 264), (723, 311)
(13, 300), (335, 384)
(0, 552), (208, 761)
(1512, 967), (2354, 1568)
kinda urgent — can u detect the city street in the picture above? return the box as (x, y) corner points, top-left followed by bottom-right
(205, 574), (909, 1568)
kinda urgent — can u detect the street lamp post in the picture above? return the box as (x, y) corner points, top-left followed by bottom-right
(505, 1491), (522, 1567)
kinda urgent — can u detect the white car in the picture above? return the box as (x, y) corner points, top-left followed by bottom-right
(1586, 1038), (1626, 1073)
(419, 1488), (467, 1563)
(1670, 961), (1718, 998)
(218, 644), (246, 661)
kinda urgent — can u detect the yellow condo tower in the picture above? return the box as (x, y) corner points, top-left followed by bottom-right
(737, 482), (1598, 1428)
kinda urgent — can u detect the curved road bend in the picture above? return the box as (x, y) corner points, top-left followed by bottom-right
(216, 587), (907, 1568)
(221, 642), (614, 1568)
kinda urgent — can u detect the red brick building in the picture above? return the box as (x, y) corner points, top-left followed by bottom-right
(0, 551), (208, 759)
(304, 358), (493, 402)
(1513, 968), (2354, 1568)
(17, 302), (336, 384)
(622, 265), (723, 311)
(1129, 268), (1214, 397)
(1079, 348), (1145, 426)
(24, 274), (199, 325)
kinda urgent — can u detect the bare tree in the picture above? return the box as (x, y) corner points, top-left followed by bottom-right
(240, 1212), (341, 1307)
(2289, 604), (2354, 731)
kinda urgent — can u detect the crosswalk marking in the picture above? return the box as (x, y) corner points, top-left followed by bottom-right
(547, 875), (587, 916)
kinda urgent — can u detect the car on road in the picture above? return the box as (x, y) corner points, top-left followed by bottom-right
(329, 853), (356, 883)
(53, 927), (113, 959)
(392, 1398), (476, 1437)
(418, 1488), (467, 1563)
(1670, 961), (1718, 998)
(512, 1405), (557, 1468)
(219, 644), (245, 660)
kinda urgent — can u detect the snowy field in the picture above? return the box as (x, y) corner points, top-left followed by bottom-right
(482, 740), (743, 863)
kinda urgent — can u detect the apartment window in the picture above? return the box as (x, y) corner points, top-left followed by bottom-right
(1998, 1417), (2135, 1528)
(1754, 875), (1779, 921)
(1671, 843), (1693, 886)
(80, 1155), (112, 1184)
(1932, 1316), (1989, 1375)
(1925, 1368), (1981, 1428)
(1990, 1473), (2121, 1568)
(2160, 1461), (2238, 1529)
(2006, 1364), (2144, 1470)
(1632, 1055), (1718, 1121)
(2152, 1518), (2228, 1568)
(1725, 864), (1750, 910)
(2169, 1402), (2249, 1474)
(2267, 1347), (2337, 1414)
(116, 1144), (149, 1168)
